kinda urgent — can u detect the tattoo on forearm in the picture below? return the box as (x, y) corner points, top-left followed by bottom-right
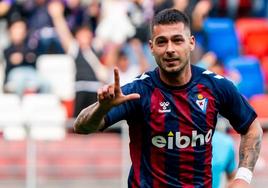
(74, 102), (105, 134)
(77, 111), (88, 126)
(239, 132), (262, 171)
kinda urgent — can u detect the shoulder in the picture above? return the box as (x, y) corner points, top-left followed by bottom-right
(120, 70), (155, 97)
(122, 69), (155, 88)
(193, 65), (236, 91)
(194, 66), (226, 83)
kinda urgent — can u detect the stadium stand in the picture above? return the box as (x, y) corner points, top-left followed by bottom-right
(261, 56), (268, 91)
(0, 94), (25, 140)
(1, 0), (268, 188)
(203, 17), (240, 63)
(235, 18), (268, 59)
(225, 56), (265, 99)
(249, 94), (268, 129)
(21, 94), (67, 140)
(36, 54), (76, 117)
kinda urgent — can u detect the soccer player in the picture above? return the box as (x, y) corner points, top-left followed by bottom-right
(73, 8), (263, 188)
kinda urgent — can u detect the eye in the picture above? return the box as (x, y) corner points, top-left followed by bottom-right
(155, 38), (167, 46)
(173, 38), (184, 44)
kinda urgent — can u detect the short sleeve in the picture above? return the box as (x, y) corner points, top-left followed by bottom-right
(67, 40), (79, 58)
(217, 79), (257, 134)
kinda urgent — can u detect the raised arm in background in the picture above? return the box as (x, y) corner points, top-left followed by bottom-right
(48, 1), (74, 53)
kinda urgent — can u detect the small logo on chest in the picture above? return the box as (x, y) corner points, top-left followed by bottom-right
(159, 102), (171, 113)
(196, 94), (208, 113)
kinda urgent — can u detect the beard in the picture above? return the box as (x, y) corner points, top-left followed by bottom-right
(156, 57), (190, 76)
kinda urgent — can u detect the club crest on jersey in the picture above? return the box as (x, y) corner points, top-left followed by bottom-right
(159, 101), (171, 113)
(196, 94), (208, 113)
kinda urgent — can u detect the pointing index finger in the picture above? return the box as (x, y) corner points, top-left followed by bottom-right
(114, 67), (121, 95)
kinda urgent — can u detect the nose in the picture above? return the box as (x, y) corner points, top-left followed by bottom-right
(166, 41), (175, 55)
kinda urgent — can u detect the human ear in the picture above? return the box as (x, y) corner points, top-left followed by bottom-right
(190, 36), (195, 51)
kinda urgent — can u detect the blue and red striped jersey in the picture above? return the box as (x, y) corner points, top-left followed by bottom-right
(104, 65), (257, 188)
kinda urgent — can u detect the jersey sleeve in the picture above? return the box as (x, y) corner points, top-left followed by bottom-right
(103, 80), (142, 129)
(216, 78), (257, 134)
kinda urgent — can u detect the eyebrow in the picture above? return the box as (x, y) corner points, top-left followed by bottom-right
(155, 34), (185, 40)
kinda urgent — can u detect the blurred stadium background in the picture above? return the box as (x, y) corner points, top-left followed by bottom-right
(1, 0), (268, 187)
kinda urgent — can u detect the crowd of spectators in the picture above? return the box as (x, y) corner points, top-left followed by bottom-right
(0, 0), (267, 116)
(0, 1), (268, 187)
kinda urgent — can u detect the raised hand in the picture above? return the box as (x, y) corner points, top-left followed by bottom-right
(97, 67), (140, 110)
(48, 0), (64, 19)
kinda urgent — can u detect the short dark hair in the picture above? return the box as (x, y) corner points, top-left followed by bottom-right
(150, 8), (191, 35)
(73, 23), (92, 35)
(7, 16), (26, 29)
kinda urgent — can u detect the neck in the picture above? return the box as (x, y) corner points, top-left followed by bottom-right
(159, 64), (192, 87)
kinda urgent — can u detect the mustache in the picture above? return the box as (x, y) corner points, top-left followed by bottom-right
(163, 57), (180, 61)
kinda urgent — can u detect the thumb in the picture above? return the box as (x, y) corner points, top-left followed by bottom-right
(123, 93), (140, 101)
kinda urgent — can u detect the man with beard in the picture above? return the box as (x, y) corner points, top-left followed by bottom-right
(73, 8), (262, 188)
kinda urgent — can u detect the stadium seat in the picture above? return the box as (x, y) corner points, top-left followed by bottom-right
(225, 56), (265, 99)
(0, 94), (25, 140)
(235, 18), (268, 59)
(36, 54), (76, 117)
(235, 18), (268, 44)
(203, 17), (239, 62)
(21, 94), (67, 140)
(260, 57), (268, 90)
(244, 30), (268, 59)
(36, 54), (75, 99)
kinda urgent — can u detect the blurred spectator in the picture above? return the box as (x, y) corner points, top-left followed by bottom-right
(95, 0), (135, 49)
(189, 0), (212, 65)
(21, 0), (63, 55)
(3, 17), (50, 96)
(127, 0), (153, 43)
(22, 0), (52, 33)
(209, 0), (252, 19)
(195, 52), (223, 74)
(126, 0), (155, 69)
(153, 0), (174, 14)
(48, 0), (110, 117)
(252, 0), (268, 17)
(64, 0), (85, 33)
(104, 39), (149, 86)
(212, 116), (237, 188)
(212, 130), (236, 188)
(195, 52), (241, 89)
(83, 0), (101, 34)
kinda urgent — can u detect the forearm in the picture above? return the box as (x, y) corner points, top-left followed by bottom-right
(50, 14), (73, 52)
(74, 67), (140, 134)
(73, 102), (108, 134)
(238, 119), (263, 171)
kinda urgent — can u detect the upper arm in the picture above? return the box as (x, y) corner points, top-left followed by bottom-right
(243, 118), (263, 137)
(217, 78), (257, 134)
